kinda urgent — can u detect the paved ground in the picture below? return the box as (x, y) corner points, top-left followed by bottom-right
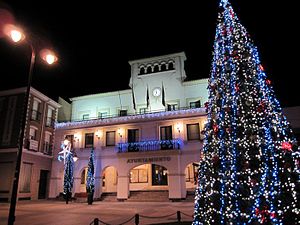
(0, 200), (194, 225)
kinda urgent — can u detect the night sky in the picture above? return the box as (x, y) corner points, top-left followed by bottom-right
(0, 0), (299, 107)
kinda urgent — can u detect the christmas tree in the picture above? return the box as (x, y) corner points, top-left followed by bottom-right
(86, 147), (95, 204)
(193, 0), (300, 224)
(63, 152), (74, 204)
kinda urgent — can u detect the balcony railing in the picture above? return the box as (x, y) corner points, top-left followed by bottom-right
(118, 139), (182, 153)
(31, 110), (41, 122)
(25, 138), (39, 151)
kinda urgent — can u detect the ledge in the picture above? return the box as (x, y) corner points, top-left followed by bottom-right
(55, 108), (207, 130)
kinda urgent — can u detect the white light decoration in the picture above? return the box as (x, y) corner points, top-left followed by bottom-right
(193, 0), (300, 224)
(58, 140), (71, 164)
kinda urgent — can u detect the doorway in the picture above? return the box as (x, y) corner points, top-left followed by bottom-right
(38, 170), (49, 199)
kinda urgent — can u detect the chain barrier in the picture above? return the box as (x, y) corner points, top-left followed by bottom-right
(89, 210), (192, 225)
(139, 212), (177, 219)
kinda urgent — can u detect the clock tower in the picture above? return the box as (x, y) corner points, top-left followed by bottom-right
(128, 52), (187, 112)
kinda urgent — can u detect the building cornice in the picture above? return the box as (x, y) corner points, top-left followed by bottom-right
(128, 52), (186, 65)
(183, 78), (209, 86)
(70, 89), (131, 102)
(0, 87), (61, 108)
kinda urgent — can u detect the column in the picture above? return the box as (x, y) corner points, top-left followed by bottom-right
(168, 173), (186, 200)
(117, 175), (129, 200)
(94, 176), (102, 199)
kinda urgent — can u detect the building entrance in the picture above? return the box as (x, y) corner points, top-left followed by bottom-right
(38, 170), (49, 199)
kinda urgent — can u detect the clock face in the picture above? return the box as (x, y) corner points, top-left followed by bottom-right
(152, 87), (161, 97)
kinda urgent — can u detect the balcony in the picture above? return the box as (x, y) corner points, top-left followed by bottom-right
(25, 139), (39, 151)
(118, 139), (182, 153)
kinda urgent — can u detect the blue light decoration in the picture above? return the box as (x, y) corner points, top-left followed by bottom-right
(117, 139), (182, 153)
(63, 152), (74, 204)
(193, 0), (300, 224)
(86, 148), (95, 193)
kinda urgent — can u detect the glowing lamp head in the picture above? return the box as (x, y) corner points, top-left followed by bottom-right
(10, 29), (23, 42)
(4, 24), (25, 43)
(40, 49), (58, 65)
(45, 54), (55, 64)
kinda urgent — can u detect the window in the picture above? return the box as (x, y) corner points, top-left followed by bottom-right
(106, 131), (115, 146)
(139, 108), (147, 114)
(19, 163), (32, 193)
(190, 100), (201, 109)
(167, 104), (178, 111)
(119, 110), (127, 117)
(81, 168), (87, 184)
(85, 133), (94, 148)
(153, 65), (159, 73)
(29, 127), (37, 140)
(98, 112), (108, 119)
(146, 66), (152, 74)
(168, 62), (174, 70)
(130, 169), (148, 183)
(31, 99), (41, 121)
(152, 164), (168, 186)
(46, 107), (54, 127)
(83, 114), (89, 120)
(160, 126), (173, 150)
(139, 67), (145, 75)
(187, 123), (200, 140)
(44, 132), (52, 154)
(160, 126), (172, 140)
(128, 129), (139, 143)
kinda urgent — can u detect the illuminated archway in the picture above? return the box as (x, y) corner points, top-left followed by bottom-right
(185, 162), (199, 190)
(101, 166), (118, 193)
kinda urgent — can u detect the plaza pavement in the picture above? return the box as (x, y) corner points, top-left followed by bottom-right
(0, 200), (194, 225)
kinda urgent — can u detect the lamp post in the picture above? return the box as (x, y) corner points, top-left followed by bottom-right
(5, 25), (57, 225)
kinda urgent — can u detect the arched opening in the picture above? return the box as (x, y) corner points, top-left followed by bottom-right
(129, 164), (169, 201)
(168, 62), (174, 70)
(139, 67), (145, 75)
(80, 167), (88, 192)
(185, 162), (199, 191)
(102, 166), (118, 193)
(146, 66), (152, 74)
(153, 64), (159, 73)
(160, 63), (167, 72)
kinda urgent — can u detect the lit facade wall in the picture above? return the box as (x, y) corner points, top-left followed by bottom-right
(0, 87), (60, 201)
(50, 52), (209, 200)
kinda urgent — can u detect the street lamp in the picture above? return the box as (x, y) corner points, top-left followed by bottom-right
(4, 24), (58, 225)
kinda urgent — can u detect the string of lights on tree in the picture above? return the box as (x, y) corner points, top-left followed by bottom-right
(63, 151), (74, 200)
(193, 0), (300, 224)
(86, 148), (95, 193)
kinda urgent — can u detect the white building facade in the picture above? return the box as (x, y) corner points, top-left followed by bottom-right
(49, 52), (209, 201)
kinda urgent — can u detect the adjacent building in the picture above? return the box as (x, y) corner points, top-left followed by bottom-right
(49, 52), (209, 201)
(0, 87), (60, 201)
